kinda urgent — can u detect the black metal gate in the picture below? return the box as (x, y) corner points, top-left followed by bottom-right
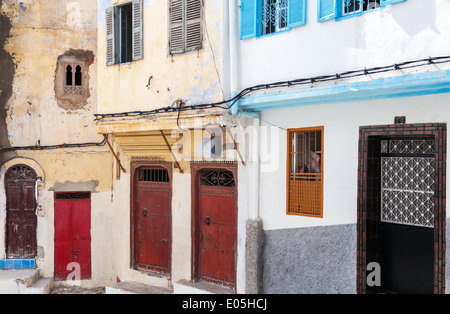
(379, 138), (435, 294)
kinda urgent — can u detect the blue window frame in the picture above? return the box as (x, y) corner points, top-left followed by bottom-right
(318, 0), (406, 22)
(240, 0), (306, 39)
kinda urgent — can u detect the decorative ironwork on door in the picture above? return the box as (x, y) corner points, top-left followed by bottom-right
(200, 170), (235, 187)
(380, 139), (436, 228)
(6, 165), (37, 180)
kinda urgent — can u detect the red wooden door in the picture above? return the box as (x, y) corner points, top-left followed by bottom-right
(54, 193), (91, 280)
(133, 166), (172, 274)
(196, 169), (237, 288)
(5, 165), (37, 259)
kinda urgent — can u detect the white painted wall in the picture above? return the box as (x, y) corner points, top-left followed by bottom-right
(238, 0), (450, 90)
(258, 93), (450, 231)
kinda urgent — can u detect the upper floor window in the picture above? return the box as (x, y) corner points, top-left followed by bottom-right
(64, 63), (83, 96)
(342, 0), (380, 17)
(169, 0), (203, 54)
(105, 0), (143, 66)
(318, 0), (406, 22)
(240, 0), (306, 39)
(261, 0), (288, 36)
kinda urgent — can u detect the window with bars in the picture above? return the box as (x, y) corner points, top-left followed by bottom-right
(261, 0), (288, 36)
(287, 127), (323, 217)
(105, 0), (143, 66)
(169, 0), (203, 55)
(318, 0), (406, 22)
(240, 0), (306, 39)
(342, 0), (380, 16)
(138, 169), (170, 183)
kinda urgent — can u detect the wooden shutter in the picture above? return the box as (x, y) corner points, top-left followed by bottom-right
(170, 0), (184, 54)
(317, 0), (337, 22)
(240, 0), (258, 39)
(185, 0), (202, 51)
(288, 0), (307, 28)
(380, 0), (407, 6)
(132, 0), (143, 61)
(106, 7), (116, 66)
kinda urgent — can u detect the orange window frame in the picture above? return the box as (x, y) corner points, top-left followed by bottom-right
(286, 126), (324, 218)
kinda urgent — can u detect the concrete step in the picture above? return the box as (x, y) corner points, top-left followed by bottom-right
(0, 269), (53, 294)
(173, 280), (235, 294)
(106, 281), (173, 294)
(23, 278), (53, 294)
(0, 269), (39, 294)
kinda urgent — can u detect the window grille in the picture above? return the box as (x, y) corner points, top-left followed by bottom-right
(55, 192), (91, 200)
(287, 127), (323, 217)
(200, 170), (235, 187)
(138, 169), (170, 183)
(261, 0), (288, 36)
(342, 0), (380, 17)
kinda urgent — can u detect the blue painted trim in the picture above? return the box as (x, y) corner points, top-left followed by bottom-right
(239, 70), (450, 112)
(0, 259), (36, 269)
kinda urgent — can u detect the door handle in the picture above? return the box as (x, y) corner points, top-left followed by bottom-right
(143, 208), (148, 217)
(203, 216), (211, 225)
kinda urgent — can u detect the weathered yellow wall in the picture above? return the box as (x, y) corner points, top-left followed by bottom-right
(1, 0), (112, 191)
(0, 0), (115, 286)
(97, 0), (225, 117)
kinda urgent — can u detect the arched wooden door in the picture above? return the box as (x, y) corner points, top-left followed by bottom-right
(5, 165), (37, 259)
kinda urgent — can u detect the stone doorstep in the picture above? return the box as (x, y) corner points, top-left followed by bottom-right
(173, 280), (235, 295)
(106, 281), (173, 294)
(0, 269), (53, 294)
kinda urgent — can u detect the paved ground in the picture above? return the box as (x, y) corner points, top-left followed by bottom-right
(50, 285), (105, 294)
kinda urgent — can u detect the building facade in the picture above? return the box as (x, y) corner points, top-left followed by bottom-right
(1, 0), (449, 295)
(0, 0), (114, 289)
(236, 0), (450, 294)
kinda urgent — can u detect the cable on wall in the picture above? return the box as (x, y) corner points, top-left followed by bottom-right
(92, 55), (450, 122)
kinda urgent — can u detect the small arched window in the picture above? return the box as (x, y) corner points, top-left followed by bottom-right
(66, 65), (73, 86)
(75, 65), (82, 86)
(62, 62), (84, 96)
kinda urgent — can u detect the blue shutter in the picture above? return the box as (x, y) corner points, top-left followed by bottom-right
(380, 0), (407, 6)
(288, 0), (306, 28)
(318, 0), (337, 22)
(240, 0), (258, 39)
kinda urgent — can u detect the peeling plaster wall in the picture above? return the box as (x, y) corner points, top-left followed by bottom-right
(0, 0), (115, 287)
(97, 0), (225, 115)
(0, 0), (14, 157)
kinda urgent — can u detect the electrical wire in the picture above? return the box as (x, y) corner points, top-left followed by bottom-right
(0, 136), (107, 152)
(93, 55), (450, 121)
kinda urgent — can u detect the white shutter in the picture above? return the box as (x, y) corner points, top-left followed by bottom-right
(185, 0), (202, 51)
(170, 0), (184, 54)
(106, 7), (116, 66)
(132, 0), (143, 61)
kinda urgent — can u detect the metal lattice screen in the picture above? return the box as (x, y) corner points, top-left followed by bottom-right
(287, 128), (323, 217)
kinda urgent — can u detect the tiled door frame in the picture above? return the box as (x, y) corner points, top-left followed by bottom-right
(357, 123), (446, 294)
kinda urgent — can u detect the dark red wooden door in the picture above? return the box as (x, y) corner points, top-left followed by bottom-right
(54, 193), (91, 280)
(197, 169), (236, 288)
(5, 165), (37, 259)
(134, 167), (171, 274)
